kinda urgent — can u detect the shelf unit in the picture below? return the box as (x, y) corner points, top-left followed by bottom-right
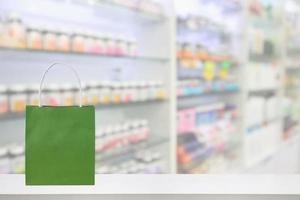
(282, 0), (300, 142)
(0, 0), (175, 174)
(241, 0), (285, 169)
(174, 0), (243, 173)
(0, 47), (169, 63)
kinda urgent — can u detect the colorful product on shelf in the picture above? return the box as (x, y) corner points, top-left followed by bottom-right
(203, 61), (216, 81)
(93, 33), (106, 54)
(57, 28), (71, 52)
(177, 41), (235, 69)
(95, 119), (150, 153)
(111, 82), (122, 104)
(71, 30), (85, 53)
(43, 84), (61, 106)
(0, 85), (8, 114)
(27, 84), (39, 106)
(43, 27), (58, 51)
(219, 61), (231, 79)
(96, 150), (165, 174)
(177, 79), (239, 97)
(177, 102), (237, 134)
(9, 85), (27, 112)
(26, 25), (43, 50)
(177, 103), (238, 173)
(0, 13), (139, 57)
(84, 31), (96, 53)
(87, 81), (101, 105)
(99, 81), (112, 104)
(61, 83), (75, 106)
(0, 80), (167, 116)
(177, 133), (212, 166)
(177, 42), (237, 95)
(4, 13), (26, 49)
(106, 33), (116, 55)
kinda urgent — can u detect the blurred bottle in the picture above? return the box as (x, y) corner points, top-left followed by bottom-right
(5, 13), (26, 49)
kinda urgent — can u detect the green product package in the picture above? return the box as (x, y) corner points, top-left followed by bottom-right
(25, 63), (95, 185)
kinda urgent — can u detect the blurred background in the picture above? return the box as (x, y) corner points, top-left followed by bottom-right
(0, 0), (300, 174)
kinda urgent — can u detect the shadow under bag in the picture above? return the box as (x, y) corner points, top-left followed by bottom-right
(25, 63), (95, 185)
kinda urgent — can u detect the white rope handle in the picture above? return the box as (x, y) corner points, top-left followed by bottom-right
(39, 63), (82, 107)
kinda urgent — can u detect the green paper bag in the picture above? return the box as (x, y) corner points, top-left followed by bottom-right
(25, 63), (95, 185)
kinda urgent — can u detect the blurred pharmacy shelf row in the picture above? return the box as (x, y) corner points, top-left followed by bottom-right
(0, 0), (300, 176)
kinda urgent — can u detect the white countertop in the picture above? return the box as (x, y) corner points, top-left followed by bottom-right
(1, 174), (300, 194)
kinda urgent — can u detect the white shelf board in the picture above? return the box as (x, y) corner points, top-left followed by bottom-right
(0, 48), (169, 63)
(0, 99), (166, 121)
(1, 174), (300, 194)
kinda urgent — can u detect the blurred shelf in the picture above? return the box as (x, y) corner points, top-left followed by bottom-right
(178, 129), (240, 141)
(0, 99), (166, 121)
(177, 68), (239, 81)
(283, 112), (299, 120)
(287, 49), (300, 56)
(285, 86), (300, 91)
(178, 88), (240, 98)
(286, 66), (300, 71)
(284, 122), (300, 139)
(96, 136), (169, 163)
(280, 133), (300, 153)
(246, 118), (281, 133)
(250, 18), (280, 30)
(0, 112), (24, 121)
(178, 143), (239, 173)
(0, 48), (169, 63)
(177, 56), (238, 64)
(177, 76), (239, 81)
(245, 132), (300, 172)
(177, 76), (204, 80)
(249, 54), (277, 63)
(284, 121), (299, 133)
(177, 89), (239, 109)
(285, 59), (300, 68)
(176, 24), (230, 37)
(248, 88), (277, 96)
(178, 146), (214, 173)
(73, 0), (167, 23)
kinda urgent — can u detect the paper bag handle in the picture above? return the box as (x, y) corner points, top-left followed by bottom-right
(39, 63), (82, 107)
